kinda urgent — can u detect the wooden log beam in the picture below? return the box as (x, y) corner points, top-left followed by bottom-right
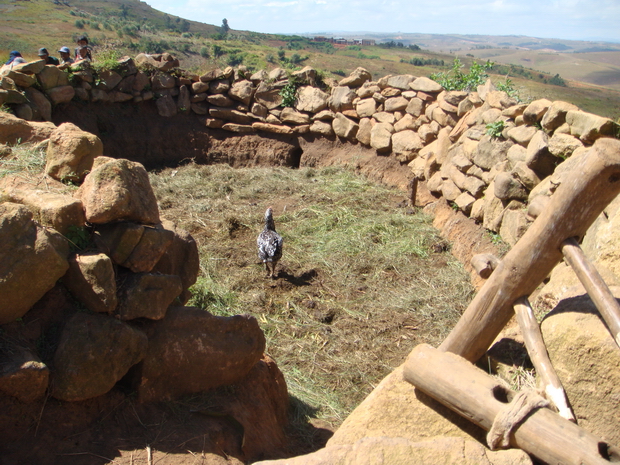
(513, 297), (575, 422)
(561, 237), (620, 348)
(440, 138), (620, 362)
(404, 344), (620, 464)
(471, 253), (500, 279)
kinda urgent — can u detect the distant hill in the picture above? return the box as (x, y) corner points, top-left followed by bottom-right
(299, 32), (620, 92)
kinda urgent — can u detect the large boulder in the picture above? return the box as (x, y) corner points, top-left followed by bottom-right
(135, 307), (266, 402)
(0, 203), (69, 325)
(565, 110), (616, 143)
(541, 101), (578, 132)
(23, 87), (52, 121)
(77, 158), (160, 225)
(540, 291), (620, 446)
(63, 252), (118, 314)
(387, 74), (415, 91)
(473, 135), (514, 171)
(329, 86), (356, 112)
(525, 130), (558, 176)
(95, 69), (123, 91)
(291, 66), (318, 86)
(296, 86), (329, 113)
(94, 222), (174, 273)
(582, 193), (620, 279)
(37, 65), (69, 90)
(46, 85), (75, 105)
(391, 130), (424, 162)
(264, 364), (531, 465)
(410, 77), (443, 93)
(45, 122), (103, 183)
(384, 96), (409, 113)
(51, 312), (148, 401)
(228, 79), (254, 106)
(155, 94), (177, 117)
(206, 355), (290, 461)
(151, 219), (200, 302)
(280, 107), (311, 125)
(116, 272), (183, 320)
(0, 346), (49, 403)
(370, 123), (394, 152)
(255, 436), (530, 465)
(332, 113), (359, 141)
(0, 111), (55, 145)
(3, 189), (85, 235)
(338, 67), (372, 88)
(254, 81), (284, 110)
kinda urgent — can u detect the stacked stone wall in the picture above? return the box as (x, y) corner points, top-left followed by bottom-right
(1, 53), (617, 247)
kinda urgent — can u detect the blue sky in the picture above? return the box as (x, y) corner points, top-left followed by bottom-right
(144, 0), (620, 43)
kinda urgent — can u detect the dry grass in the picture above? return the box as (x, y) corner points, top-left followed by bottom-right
(149, 163), (475, 430)
(0, 142), (46, 179)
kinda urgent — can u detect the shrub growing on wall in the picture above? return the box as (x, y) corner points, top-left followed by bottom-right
(430, 58), (493, 92)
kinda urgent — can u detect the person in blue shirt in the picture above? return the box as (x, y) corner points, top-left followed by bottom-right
(5, 51), (26, 66)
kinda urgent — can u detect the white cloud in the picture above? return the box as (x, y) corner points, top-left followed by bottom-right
(264, 1), (299, 6)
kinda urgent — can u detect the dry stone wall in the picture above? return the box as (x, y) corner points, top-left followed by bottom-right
(2, 53), (617, 248)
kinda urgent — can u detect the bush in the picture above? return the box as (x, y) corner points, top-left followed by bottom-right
(548, 73), (566, 87)
(496, 77), (521, 102)
(227, 52), (244, 66)
(279, 79), (298, 107)
(75, 19), (85, 29)
(486, 120), (505, 138)
(200, 47), (209, 58)
(430, 58), (494, 92)
(91, 49), (123, 74)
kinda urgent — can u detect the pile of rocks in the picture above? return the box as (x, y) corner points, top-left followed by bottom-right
(0, 120), (276, 410)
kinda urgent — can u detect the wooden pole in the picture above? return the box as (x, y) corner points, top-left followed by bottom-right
(471, 253), (500, 279)
(561, 237), (620, 349)
(513, 297), (575, 422)
(440, 138), (620, 362)
(404, 344), (620, 464)
(408, 177), (418, 207)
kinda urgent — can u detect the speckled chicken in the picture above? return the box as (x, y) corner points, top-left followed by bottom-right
(257, 207), (283, 279)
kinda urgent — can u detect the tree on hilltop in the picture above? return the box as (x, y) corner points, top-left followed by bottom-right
(220, 18), (230, 35)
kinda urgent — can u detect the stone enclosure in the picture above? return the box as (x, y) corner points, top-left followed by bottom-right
(1, 53), (619, 464)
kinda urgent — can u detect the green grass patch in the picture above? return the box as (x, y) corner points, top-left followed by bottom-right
(150, 163), (474, 427)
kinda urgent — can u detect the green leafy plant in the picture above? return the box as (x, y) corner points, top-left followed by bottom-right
(486, 120), (506, 138)
(64, 225), (91, 251)
(430, 58), (494, 92)
(279, 78), (298, 107)
(91, 49), (123, 75)
(496, 77), (521, 102)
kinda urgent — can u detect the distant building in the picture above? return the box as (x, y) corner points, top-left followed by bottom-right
(311, 36), (375, 46)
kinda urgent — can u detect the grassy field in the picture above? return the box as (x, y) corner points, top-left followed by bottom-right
(467, 48), (620, 91)
(148, 163), (474, 430)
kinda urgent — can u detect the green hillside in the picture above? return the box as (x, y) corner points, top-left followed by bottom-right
(1, 0), (620, 119)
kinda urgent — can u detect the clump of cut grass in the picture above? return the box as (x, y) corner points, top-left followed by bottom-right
(0, 142), (46, 179)
(150, 163), (474, 428)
